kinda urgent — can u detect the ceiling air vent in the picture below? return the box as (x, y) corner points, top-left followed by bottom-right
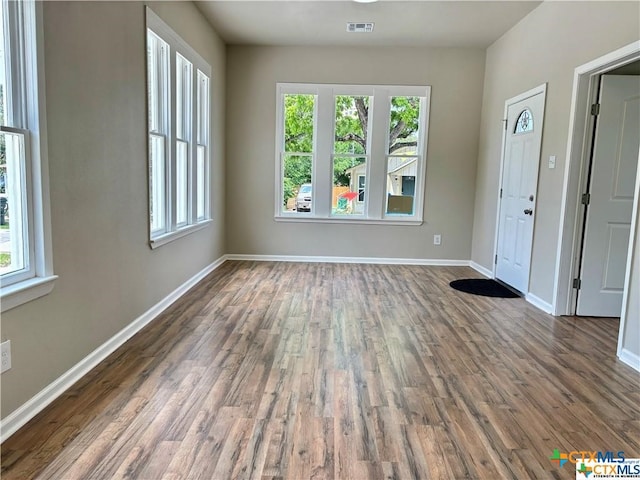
(346, 22), (374, 33)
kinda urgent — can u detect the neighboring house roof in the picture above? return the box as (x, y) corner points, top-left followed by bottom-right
(345, 157), (417, 176)
(387, 158), (417, 175)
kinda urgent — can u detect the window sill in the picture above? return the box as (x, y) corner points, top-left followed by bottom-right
(1, 275), (58, 313)
(149, 220), (213, 249)
(274, 215), (423, 226)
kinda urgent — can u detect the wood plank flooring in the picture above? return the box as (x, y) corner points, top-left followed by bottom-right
(1, 261), (639, 479)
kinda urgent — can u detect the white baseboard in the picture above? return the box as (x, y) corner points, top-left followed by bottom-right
(0, 256), (228, 443)
(469, 261), (493, 278)
(226, 254), (470, 267)
(525, 292), (554, 314)
(618, 348), (640, 373)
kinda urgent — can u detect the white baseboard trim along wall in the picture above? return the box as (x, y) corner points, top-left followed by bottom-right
(0, 256), (227, 443)
(469, 261), (493, 278)
(225, 254), (471, 266)
(525, 293), (554, 314)
(618, 349), (640, 372)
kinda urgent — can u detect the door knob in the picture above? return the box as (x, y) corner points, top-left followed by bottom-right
(524, 208), (533, 216)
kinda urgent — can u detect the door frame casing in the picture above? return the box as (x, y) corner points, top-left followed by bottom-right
(492, 83), (548, 294)
(553, 41), (640, 316)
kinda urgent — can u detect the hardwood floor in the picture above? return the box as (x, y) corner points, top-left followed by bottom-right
(1, 261), (639, 479)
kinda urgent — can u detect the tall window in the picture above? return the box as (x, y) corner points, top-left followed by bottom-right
(0, 0), (56, 311)
(279, 92), (316, 214)
(146, 8), (211, 248)
(275, 84), (430, 223)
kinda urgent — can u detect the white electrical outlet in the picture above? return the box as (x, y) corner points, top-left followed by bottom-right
(1, 340), (11, 373)
(434, 234), (442, 245)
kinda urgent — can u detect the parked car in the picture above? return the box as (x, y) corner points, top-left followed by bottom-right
(295, 183), (312, 212)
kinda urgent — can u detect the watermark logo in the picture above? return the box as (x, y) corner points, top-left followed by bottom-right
(576, 458), (640, 479)
(548, 449), (640, 479)
(576, 462), (593, 478)
(550, 449), (569, 468)
(549, 449), (625, 468)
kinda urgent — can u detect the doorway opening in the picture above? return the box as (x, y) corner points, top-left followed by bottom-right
(576, 71), (639, 317)
(554, 42), (640, 318)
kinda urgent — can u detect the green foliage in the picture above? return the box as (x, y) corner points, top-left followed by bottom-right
(389, 96), (420, 154)
(0, 253), (10, 268)
(334, 95), (368, 154)
(284, 94), (314, 153)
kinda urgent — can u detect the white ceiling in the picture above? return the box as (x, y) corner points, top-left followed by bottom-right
(195, 1), (542, 48)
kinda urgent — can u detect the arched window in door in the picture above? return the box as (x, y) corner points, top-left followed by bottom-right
(514, 108), (534, 133)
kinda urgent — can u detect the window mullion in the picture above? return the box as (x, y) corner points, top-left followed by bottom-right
(313, 87), (333, 217)
(168, 49), (177, 232)
(367, 88), (390, 219)
(196, 71), (210, 221)
(417, 95), (430, 218)
(22, 128), (35, 274)
(189, 70), (197, 224)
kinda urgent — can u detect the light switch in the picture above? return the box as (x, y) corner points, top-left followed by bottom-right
(549, 155), (557, 169)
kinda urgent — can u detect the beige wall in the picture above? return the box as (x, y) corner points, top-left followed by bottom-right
(0, 1), (225, 418)
(226, 46), (485, 259)
(471, 1), (640, 304)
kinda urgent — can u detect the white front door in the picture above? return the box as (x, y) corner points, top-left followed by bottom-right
(495, 89), (546, 293)
(577, 75), (640, 317)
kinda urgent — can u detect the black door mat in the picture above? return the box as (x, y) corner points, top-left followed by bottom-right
(449, 278), (520, 298)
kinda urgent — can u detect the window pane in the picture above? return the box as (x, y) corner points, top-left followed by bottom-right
(332, 156), (366, 216)
(334, 95), (370, 154)
(283, 154), (312, 213)
(176, 140), (188, 225)
(146, 32), (158, 132)
(0, 130), (28, 276)
(283, 94), (315, 153)
(146, 31), (168, 134)
(149, 134), (165, 233)
(389, 96), (421, 155)
(196, 144), (206, 220)
(386, 156), (417, 215)
(176, 53), (192, 141)
(514, 108), (533, 133)
(197, 70), (209, 145)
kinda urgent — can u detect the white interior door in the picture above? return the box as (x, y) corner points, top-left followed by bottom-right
(577, 75), (640, 317)
(495, 90), (546, 293)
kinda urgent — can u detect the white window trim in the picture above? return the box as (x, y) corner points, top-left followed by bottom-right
(145, 8), (212, 249)
(149, 219), (212, 249)
(1, 0), (57, 312)
(274, 83), (430, 225)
